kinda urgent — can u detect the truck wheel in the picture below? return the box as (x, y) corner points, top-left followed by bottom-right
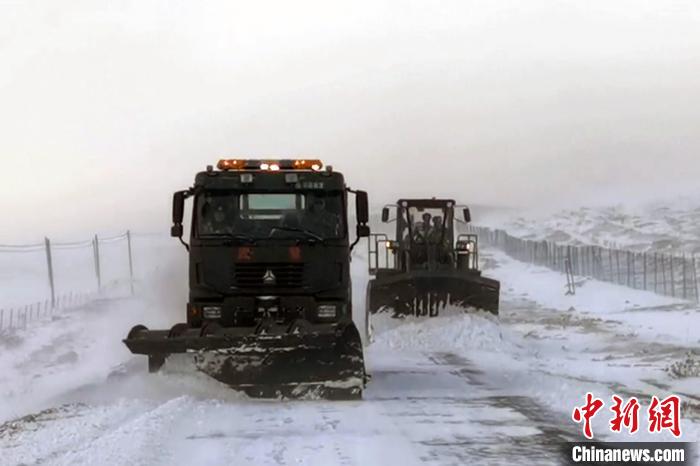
(168, 322), (189, 338)
(127, 324), (148, 340)
(200, 321), (223, 337)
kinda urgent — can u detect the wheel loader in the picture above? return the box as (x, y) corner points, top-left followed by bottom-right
(124, 159), (370, 400)
(366, 199), (499, 328)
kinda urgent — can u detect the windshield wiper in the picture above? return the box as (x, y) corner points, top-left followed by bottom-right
(200, 233), (257, 244)
(268, 226), (326, 243)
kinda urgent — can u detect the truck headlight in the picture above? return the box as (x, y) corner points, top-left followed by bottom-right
(456, 241), (476, 252)
(385, 240), (399, 250)
(317, 304), (337, 318)
(202, 305), (222, 319)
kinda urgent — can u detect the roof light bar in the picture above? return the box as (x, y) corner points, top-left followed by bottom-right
(216, 159), (323, 171)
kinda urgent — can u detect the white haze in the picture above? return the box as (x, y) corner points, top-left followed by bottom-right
(1, 0), (700, 240)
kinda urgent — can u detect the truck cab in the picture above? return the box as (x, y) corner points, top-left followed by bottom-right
(125, 159), (369, 399)
(172, 159), (370, 332)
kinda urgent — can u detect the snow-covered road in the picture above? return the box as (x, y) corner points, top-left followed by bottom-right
(1, 249), (697, 465)
(0, 347), (570, 465)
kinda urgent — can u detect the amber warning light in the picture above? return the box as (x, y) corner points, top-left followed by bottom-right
(217, 159), (323, 171)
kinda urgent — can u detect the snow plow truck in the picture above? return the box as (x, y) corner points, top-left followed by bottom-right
(366, 198), (499, 329)
(124, 159), (370, 400)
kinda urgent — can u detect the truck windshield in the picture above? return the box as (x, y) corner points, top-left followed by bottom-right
(196, 191), (345, 240)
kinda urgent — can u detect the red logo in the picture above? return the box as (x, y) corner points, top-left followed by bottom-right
(610, 395), (640, 434)
(572, 393), (682, 439)
(572, 392), (604, 439)
(648, 395), (681, 437)
(288, 246), (302, 262)
(236, 247), (253, 261)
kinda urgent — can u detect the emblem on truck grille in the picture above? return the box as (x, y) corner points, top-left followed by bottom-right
(263, 269), (277, 285)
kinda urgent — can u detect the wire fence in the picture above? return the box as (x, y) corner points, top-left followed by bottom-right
(0, 292), (98, 333)
(0, 231), (136, 332)
(469, 226), (700, 302)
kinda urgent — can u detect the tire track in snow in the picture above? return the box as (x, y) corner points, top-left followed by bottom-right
(425, 351), (575, 465)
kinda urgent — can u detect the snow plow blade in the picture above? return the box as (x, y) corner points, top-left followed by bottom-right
(123, 321), (366, 400)
(367, 270), (499, 317)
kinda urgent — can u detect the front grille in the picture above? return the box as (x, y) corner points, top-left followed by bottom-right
(232, 263), (305, 288)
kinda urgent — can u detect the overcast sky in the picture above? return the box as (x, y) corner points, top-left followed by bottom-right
(1, 0), (699, 240)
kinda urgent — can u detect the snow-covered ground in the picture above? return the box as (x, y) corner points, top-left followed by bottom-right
(0, 237), (697, 465)
(479, 197), (700, 254)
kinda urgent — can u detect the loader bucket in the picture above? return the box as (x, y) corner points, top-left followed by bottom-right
(124, 321), (366, 400)
(367, 270), (499, 318)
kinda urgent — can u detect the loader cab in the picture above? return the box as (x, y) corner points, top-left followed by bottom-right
(369, 198), (478, 274)
(365, 198), (499, 320)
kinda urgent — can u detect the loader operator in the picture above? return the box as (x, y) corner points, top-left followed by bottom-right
(413, 213), (432, 242)
(428, 216), (453, 265)
(411, 212), (433, 266)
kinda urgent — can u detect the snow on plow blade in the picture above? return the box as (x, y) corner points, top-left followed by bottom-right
(367, 270), (500, 317)
(123, 322), (366, 400)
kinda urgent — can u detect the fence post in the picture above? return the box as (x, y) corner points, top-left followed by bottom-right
(643, 252), (647, 290)
(693, 256), (699, 302)
(654, 253), (658, 293)
(616, 250), (621, 284)
(565, 247), (575, 295)
(669, 255), (675, 297)
(44, 237), (56, 308)
(127, 230), (135, 296)
(93, 234), (102, 292)
(586, 246), (590, 276)
(662, 254), (668, 295)
(682, 255), (687, 300)
(593, 247), (598, 279)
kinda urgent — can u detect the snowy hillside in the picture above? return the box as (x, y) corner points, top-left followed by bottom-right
(479, 198), (700, 255)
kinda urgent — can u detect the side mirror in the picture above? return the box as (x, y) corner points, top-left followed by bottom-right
(170, 223), (183, 238)
(463, 208), (471, 223)
(356, 224), (370, 238)
(355, 190), (369, 225)
(381, 207), (390, 223)
(173, 191), (185, 225)
(172, 191), (186, 238)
